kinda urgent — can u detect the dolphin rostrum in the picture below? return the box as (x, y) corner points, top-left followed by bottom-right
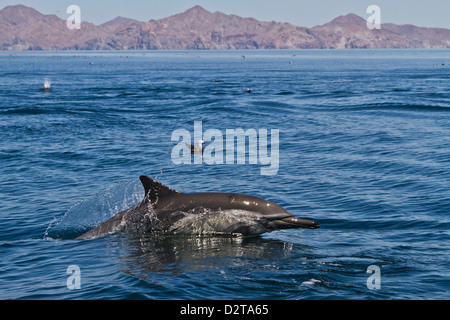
(76, 176), (320, 239)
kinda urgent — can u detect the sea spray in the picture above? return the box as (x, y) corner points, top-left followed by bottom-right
(43, 79), (51, 89)
(45, 178), (143, 239)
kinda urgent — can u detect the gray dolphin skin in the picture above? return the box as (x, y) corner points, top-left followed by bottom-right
(76, 176), (320, 239)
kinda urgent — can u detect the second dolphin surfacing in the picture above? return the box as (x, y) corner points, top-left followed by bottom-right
(77, 176), (320, 239)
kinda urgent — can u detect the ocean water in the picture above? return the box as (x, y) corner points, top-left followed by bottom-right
(0, 50), (449, 300)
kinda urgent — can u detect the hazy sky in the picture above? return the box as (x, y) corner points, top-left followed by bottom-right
(2, 0), (449, 29)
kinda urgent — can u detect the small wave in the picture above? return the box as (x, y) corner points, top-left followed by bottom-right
(276, 91), (295, 95)
(1, 107), (51, 115)
(300, 278), (321, 287)
(391, 88), (410, 92)
(334, 102), (450, 113)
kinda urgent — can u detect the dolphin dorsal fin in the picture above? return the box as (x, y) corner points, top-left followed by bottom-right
(139, 176), (180, 204)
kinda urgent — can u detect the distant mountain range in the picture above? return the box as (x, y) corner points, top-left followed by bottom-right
(1, 4), (449, 50)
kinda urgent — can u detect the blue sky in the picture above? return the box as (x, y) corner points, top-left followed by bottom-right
(2, 0), (449, 28)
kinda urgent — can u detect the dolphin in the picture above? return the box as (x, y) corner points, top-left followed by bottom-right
(76, 176), (320, 239)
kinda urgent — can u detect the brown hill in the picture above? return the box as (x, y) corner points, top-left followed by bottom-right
(0, 5), (449, 50)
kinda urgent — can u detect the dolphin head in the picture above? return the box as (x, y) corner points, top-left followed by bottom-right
(229, 194), (320, 231)
(261, 206), (320, 230)
(269, 216), (320, 230)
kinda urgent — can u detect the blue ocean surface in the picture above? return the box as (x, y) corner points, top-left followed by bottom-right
(0, 50), (449, 300)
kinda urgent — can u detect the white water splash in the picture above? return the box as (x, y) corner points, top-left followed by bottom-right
(168, 209), (264, 236)
(43, 79), (51, 89)
(45, 178), (143, 239)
